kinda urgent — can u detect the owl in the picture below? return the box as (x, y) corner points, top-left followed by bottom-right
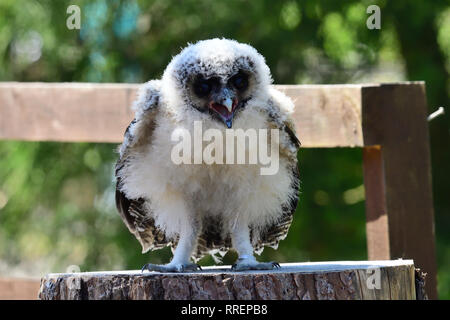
(115, 38), (300, 272)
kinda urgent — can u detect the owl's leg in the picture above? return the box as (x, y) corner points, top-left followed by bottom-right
(231, 223), (280, 271)
(142, 220), (201, 273)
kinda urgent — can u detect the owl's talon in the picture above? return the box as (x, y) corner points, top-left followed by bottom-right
(141, 263), (167, 273)
(141, 263), (152, 273)
(231, 261), (281, 271)
(141, 262), (202, 273)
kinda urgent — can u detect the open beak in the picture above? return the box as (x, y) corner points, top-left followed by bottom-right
(209, 88), (237, 128)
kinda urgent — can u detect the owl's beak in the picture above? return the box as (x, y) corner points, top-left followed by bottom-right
(209, 88), (237, 128)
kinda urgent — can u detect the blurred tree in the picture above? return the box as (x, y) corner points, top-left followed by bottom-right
(0, 0), (448, 298)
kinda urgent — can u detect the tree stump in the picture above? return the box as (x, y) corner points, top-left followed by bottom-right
(38, 260), (424, 300)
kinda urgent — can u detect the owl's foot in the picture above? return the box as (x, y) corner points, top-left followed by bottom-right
(231, 258), (281, 271)
(141, 262), (202, 273)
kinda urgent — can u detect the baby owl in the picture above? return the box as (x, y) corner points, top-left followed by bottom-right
(115, 38), (300, 272)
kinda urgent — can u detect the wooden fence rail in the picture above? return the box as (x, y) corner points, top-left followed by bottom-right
(0, 277), (40, 300)
(0, 81), (437, 299)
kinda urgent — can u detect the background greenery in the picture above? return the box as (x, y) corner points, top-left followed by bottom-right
(0, 0), (449, 298)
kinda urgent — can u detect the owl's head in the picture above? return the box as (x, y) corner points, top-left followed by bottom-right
(162, 38), (273, 128)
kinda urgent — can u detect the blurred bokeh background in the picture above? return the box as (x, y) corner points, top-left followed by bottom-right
(0, 0), (449, 298)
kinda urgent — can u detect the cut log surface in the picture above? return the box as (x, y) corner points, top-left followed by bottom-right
(39, 260), (421, 300)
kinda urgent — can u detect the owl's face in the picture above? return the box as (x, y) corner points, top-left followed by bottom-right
(188, 68), (254, 128)
(164, 39), (272, 128)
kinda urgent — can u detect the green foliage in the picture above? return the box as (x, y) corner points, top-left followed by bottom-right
(0, 0), (449, 298)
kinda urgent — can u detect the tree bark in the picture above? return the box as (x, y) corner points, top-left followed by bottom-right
(39, 260), (423, 300)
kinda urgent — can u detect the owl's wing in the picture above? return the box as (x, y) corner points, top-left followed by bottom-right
(115, 80), (172, 253)
(253, 87), (301, 253)
(117, 80), (162, 160)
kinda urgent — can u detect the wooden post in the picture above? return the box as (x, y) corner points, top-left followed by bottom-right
(39, 260), (420, 300)
(362, 83), (437, 299)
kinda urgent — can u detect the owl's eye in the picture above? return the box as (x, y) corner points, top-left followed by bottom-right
(194, 79), (212, 97)
(231, 72), (248, 91)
